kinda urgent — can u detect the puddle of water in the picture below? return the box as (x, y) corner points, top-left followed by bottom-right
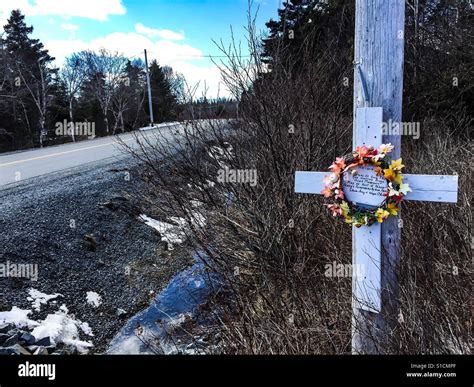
(107, 251), (219, 354)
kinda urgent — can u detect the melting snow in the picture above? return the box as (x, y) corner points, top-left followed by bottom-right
(27, 288), (62, 312)
(139, 210), (206, 250)
(139, 215), (186, 249)
(31, 310), (94, 354)
(0, 307), (38, 329)
(86, 292), (102, 308)
(0, 301), (94, 353)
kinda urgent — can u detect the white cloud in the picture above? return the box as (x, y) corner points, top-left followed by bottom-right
(45, 32), (228, 98)
(0, 0), (228, 98)
(135, 23), (184, 41)
(0, 0), (126, 23)
(61, 23), (79, 31)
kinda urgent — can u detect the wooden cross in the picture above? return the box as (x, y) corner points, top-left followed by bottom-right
(295, 106), (458, 312)
(294, 0), (459, 353)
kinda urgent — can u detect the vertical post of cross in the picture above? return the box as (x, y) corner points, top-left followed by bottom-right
(352, 0), (406, 353)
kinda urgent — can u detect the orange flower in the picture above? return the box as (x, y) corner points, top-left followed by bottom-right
(329, 157), (346, 174)
(322, 187), (333, 198)
(355, 145), (375, 159)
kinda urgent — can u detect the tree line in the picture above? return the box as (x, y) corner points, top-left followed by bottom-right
(0, 9), (236, 153)
(258, 0), (473, 125)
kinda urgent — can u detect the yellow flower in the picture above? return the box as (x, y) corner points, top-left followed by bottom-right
(387, 202), (399, 216)
(376, 208), (390, 222)
(390, 158), (405, 172)
(383, 167), (403, 185)
(383, 167), (394, 180)
(393, 173), (403, 185)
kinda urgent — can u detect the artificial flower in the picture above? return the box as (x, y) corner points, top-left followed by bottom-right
(354, 145), (371, 160)
(390, 158), (405, 172)
(379, 143), (394, 153)
(387, 182), (399, 197)
(322, 186), (334, 198)
(334, 189), (345, 200)
(387, 202), (399, 216)
(384, 167), (403, 184)
(329, 157), (346, 174)
(374, 166), (383, 176)
(340, 201), (350, 215)
(376, 208), (390, 223)
(398, 182), (412, 195)
(372, 153), (386, 162)
(326, 204), (342, 217)
(323, 173), (339, 185)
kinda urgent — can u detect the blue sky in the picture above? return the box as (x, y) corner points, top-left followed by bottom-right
(0, 0), (281, 97)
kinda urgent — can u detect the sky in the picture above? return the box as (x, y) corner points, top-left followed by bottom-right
(0, 0), (281, 98)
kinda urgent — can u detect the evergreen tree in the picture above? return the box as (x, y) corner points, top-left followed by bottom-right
(121, 59), (147, 130)
(260, 0), (473, 126)
(147, 60), (179, 123)
(0, 9), (56, 148)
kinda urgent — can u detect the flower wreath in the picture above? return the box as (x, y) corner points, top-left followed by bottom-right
(322, 144), (411, 227)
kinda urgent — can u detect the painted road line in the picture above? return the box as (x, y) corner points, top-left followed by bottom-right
(0, 129), (166, 168)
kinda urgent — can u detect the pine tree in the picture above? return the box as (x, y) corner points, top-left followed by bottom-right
(0, 9), (56, 147)
(121, 59), (147, 130)
(262, 0), (354, 72)
(147, 60), (179, 123)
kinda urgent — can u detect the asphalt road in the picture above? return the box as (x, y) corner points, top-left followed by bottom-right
(0, 123), (182, 187)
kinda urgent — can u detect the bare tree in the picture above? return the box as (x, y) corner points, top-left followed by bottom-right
(82, 49), (128, 134)
(60, 53), (87, 141)
(16, 58), (53, 147)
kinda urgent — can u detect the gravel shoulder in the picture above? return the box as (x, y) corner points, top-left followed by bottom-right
(0, 156), (193, 353)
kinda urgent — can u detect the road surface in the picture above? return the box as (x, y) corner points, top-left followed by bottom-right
(0, 123), (182, 187)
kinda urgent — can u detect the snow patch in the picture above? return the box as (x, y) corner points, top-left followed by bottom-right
(139, 211), (206, 250)
(86, 292), (102, 308)
(31, 309), (94, 354)
(1, 303), (94, 353)
(0, 307), (38, 329)
(27, 288), (62, 312)
(139, 214), (186, 250)
(139, 122), (181, 131)
(167, 313), (192, 328)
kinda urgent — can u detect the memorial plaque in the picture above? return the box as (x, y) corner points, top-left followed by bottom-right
(342, 165), (387, 207)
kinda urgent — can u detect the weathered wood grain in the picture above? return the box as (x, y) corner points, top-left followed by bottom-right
(352, 0), (406, 354)
(404, 174), (458, 203)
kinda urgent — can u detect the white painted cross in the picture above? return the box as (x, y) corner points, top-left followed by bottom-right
(294, 106), (458, 313)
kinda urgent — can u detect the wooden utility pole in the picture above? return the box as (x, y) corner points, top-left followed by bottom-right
(352, 0), (405, 353)
(144, 49), (154, 126)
